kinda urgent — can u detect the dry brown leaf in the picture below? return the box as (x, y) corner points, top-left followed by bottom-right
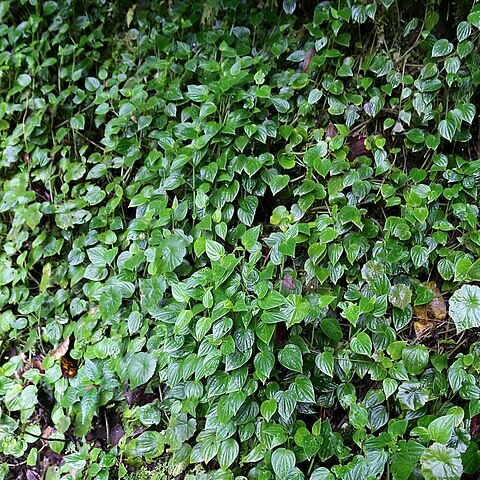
(303, 48), (316, 73)
(50, 337), (70, 360)
(413, 282), (446, 337)
(325, 121), (338, 139)
(471, 414), (480, 438)
(61, 355), (78, 378)
(413, 282), (446, 322)
(42, 426), (54, 439)
(413, 303), (429, 321)
(33, 355), (45, 372)
(426, 282), (447, 320)
(347, 135), (368, 160)
(414, 319), (435, 336)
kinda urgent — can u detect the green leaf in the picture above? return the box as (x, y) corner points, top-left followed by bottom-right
(315, 351), (334, 377)
(438, 119), (456, 141)
(85, 77), (101, 91)
(391, 440), (425, 480)
(278, 344), (303, 373)
(457, 21), (472, 41)
(238, 196), (258, 226)
(428, 415), (456, 444)
(310, 468), (335, 480)
(350, 332), (372, 357)
(159, 235), (187, 272)
(467, 10), (480, 28)
(129, 431), (164, 458)
(411, 245), (429, 268)
(70, 114), (85, 130)
(282, 0), (296, 15)
(271, 448), (295, 478)
(77, 388), (98, 436)
(308, 88), (322, 104)
(127, 353), (157, 389)
(420, 443), (463, 480)
(432, 39), (453, 57)
(444, 57), (460, 74)
(271, 97), (290, 113)
(139, 276), (166, 312)
(457, 103), (476, 124)
(283, 295), (310, 327)
(291, 375), (315, 403)
(187, 85), (209, 102)
(241, 225), (261, 250)
(20, 385), (37, 410)
(99, 286), (122, 320)
(205, 239), (225, 261)
(218, 439), (239, 469)
(277, 391), (296, 419)
(0, 265), (15, 285)
(406, 128), (425, 143)
(389, 284), (412, 310)
(270, 175), (290, 196)
(254, 350), (275, 379)
(17, 74), (32, 87)
(397, 381), (428, 411)
(448, 285), (480, 333)
(305, 143), (328, 166)
(261, 399), (277, 421)
(383, 378), (398, 398)
(402, 345), (429, 375)
(258, 290), (286, 310)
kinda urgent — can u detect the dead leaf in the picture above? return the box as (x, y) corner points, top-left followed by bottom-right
(471, 414), (480, 438)
(26, 471), (41, 480)
(50, 337), (70, 360)
(414, 282), (446, 322)
(414, 319), (435, 336)
(426, 282), (447, 320)
(413, 282), (446, 336)
(392, 121), (404, 134)
(61, 354), (78, 378)
(303, 48), (316, 73)
(126, 5), (136, 28)
(110, 424), (126, 446)
(325, 121), (338, 139)
(33, 355), (45, 372)
(282, 275), (296, 290)
(42, 426), (54, 439)
(347, 135), (368, 160)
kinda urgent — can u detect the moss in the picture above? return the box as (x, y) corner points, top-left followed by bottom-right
(125, 464), (168, 480)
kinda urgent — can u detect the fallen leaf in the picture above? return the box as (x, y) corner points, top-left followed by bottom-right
(392, 121), (404, 134)
(303, 48), (316, 73)
(414, 282), (446, 321)
(110, 424), (126, 446)
(426, 282), (447, 320)
(347, 135), (368, 160)
(325, 121), (338, 139)
(26, 471), (41, 480)
(414, 319), (435, 336)
(50, 338), (70, 360)
(61, 354), (78, 378)
(413, 282), (446, 337)
(282, 275), (296, 290)
(274, 322), (288, 345)
(470, 414), (480, 438)
(42, 426), (54, 439)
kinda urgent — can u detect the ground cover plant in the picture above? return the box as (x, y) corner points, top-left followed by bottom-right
(1, 0), (480, 478)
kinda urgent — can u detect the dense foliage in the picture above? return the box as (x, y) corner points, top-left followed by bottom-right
(1, 0), (480, 479)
